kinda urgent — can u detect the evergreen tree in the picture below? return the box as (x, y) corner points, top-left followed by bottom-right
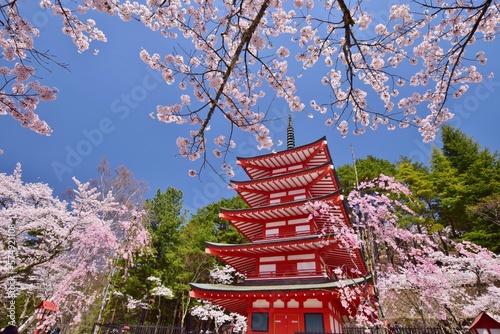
(430, 147), (468, 237)
(441, 125), (482, 175)
(396, 158), (440, 233)
(435, 126), (500, 250)
(104, 187), (186, 326)
(466, 195), (500, 253)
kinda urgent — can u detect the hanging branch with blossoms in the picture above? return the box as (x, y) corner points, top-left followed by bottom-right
(304, 198), (381, 327)
(0, 0), (67, 136)
(2, 0), (498, 176)
(306, 174), (419, 326)
(49, 183), (151, 325)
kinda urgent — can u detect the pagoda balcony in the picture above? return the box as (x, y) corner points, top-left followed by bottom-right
(254, 228), (324, 242)
(244, 268), (335, 281)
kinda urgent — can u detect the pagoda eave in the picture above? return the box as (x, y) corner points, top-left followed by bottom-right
(220, 190), (344, 216)
(236, 137), (331, 180)
(231, 162), (340, 207)
(190, 276), (370, 315)
(191, 276), (369, 293)
(205, 236), (367, 277)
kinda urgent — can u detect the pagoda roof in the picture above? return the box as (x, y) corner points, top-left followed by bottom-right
(237, 137), (331, 180)
(469, 311), (500, 330)
(205, 234), (367, 277)
(190, 276), (369, 315)
(219, 191), (347, 242)
(231, 161), (340, 207)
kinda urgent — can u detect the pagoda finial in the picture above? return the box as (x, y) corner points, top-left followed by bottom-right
(287, 114), (295, 149)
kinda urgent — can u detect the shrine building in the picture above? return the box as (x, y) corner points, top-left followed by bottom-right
(190, 119), (373, 333)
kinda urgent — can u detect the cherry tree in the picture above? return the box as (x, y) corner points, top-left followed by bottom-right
(191, 300), (247, 334)
(307, 174), (500, 329)
(110, 275), (173, 327)
(0, 164), (150, 326)
(2, 0), (499, 175)
(190, 265), (247, 333)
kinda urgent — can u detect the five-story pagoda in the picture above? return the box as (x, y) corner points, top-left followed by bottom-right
(190, 119), (372, 333)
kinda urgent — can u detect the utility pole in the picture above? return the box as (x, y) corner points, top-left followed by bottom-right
(350, 144), (359, 188)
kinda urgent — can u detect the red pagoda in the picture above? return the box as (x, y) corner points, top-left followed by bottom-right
(190, 118), (372, 333)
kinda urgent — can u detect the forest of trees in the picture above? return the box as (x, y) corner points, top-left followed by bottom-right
(2, 125), (499, 332)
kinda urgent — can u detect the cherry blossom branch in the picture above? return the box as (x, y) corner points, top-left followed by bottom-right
(3, 0), (499, 172)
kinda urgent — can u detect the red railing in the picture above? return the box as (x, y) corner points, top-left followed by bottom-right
(252, 228), (323, 242)
(245, 268), (330, 280)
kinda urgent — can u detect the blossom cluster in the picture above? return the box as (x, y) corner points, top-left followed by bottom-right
(3, 0), (497, 172)
(191, 300), (247, 333)
(0, 164), (151, 326)
(303, 174), (500, 326)
(148, 276), (174, 297)
(209, 264), (245, 285)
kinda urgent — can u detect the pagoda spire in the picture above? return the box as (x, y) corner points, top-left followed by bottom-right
(287, 114), (295, 149)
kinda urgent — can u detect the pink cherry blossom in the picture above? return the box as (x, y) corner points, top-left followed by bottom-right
(2, 0), (498, 176)
(0, 164), (150, 326)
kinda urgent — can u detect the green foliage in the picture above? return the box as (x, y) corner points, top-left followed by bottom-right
(464, 194), (500, 253)
(146, 187), (186, 259)
(435, 126), (500, 247)
(395, 158), (440, 233)
(104, 192), (248, 327)
(430, 147), (469, 236)
(337, 126), (500, 252)
(176, 196), (248, 327)
(188, 196), (248, 245)
(441, 125), (482, 174)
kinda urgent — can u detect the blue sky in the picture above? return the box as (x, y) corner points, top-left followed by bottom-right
(1, 3), (499, 214)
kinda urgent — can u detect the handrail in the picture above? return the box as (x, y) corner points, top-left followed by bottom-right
(253, 229), (323, 242)
(245, 268), (329, 279)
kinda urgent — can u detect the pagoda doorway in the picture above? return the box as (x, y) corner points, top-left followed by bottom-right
(274, 314), (299, 334)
